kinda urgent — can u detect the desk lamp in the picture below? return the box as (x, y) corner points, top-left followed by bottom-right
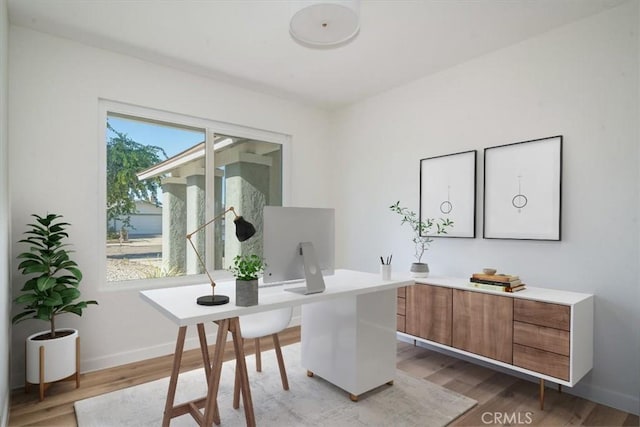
(186, 206), (256, 306)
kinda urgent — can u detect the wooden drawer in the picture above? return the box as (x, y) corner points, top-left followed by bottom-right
(397, 286), (406, 298)
(513, 344), (569, 381)
(397, 297), (406, 315)
(514, 299), (570, 331)
(514, 321), (569, 356)
(397, 315), (406, 333)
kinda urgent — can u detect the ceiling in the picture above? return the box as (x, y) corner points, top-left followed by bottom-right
(7, 0), (627, 109)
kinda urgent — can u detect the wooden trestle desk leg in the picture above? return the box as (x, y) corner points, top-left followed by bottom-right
(160, 319), (255, 427)
(233, 359), (241, 409)
(197, 323), (212, 382)
(202, 319), (230, 426)
(197, 323), (221, 425)
(162, 326), (187, 427)
(162, 325), (221, 427)
(205, 318), (255, 427)
(229, 317), (256, 427)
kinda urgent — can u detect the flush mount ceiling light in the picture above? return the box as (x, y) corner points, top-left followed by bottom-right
(290, 0), (360, 48)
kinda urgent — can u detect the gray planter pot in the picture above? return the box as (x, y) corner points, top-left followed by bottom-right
(235, 279), (258, 306)
(410, 262), (429, 278)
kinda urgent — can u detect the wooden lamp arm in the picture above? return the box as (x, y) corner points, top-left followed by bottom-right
(186, 206), (239, 288)
(186, 206), (238, 240)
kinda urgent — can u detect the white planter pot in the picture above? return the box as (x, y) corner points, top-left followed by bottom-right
(410, 262), (429, 278)
(25, 328), (78, 384)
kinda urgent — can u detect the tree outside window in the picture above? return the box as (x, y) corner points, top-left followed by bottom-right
(105, 113), (283, 284)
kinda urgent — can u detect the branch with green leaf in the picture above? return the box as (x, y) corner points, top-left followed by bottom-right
(228, 254), (266, 281)
(12, 214), (97, 339)
(389, 201), (453, 263)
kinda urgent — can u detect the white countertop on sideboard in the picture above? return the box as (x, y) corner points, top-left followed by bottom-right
(402, 275), (593, 306)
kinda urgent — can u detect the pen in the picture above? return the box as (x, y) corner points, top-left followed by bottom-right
(380, 256), (384, 265)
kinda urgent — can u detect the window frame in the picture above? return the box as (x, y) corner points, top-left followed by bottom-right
(98, 99), (291, 291)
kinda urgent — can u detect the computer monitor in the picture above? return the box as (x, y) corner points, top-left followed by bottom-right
(263, 206), (335, 294)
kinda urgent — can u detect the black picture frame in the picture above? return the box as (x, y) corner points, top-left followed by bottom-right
(419, 150), (477, 238)
(483, 135), (562, 240)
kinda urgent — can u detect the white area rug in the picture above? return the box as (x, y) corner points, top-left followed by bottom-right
(75, 343), (475, 426)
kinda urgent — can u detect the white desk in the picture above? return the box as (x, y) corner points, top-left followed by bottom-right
(141, 269), (412, 426)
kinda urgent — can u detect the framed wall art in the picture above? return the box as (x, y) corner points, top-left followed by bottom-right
(483, 135), (562, 240)
(420, 150), (477, 238)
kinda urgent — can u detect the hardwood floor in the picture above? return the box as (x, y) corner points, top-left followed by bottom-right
(396, 341), (638, 427)
(9, 327), (638, 426)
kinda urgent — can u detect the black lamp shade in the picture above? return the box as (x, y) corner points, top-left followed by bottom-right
(234, 216), (256, 242)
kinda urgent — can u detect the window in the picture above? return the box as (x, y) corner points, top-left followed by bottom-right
(102, 103), (286, 286)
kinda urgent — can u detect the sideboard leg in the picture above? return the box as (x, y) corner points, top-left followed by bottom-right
(558, 384), (562, 393)
(539, 379), (545, 410)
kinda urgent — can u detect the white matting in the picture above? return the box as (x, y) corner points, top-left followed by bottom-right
(75, 343), (476, 426)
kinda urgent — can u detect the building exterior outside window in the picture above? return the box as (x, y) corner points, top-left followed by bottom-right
(105, 110), (283, 285)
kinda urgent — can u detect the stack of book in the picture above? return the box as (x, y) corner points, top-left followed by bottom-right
(469, 273), (526, 293)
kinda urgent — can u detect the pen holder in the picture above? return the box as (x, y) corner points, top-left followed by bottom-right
(380, 264), (391, 281)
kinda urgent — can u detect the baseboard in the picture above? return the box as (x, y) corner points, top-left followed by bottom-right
(82, 314), (301, 376)
(398, 334), (639, 416)
(81, 334), (216, 374)
(1, 389), (7, 427)
(11, 314), (303, 390)
(568, 381), (639, 416)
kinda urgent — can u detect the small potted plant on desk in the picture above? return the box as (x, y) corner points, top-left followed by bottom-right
(12, 213), (98, 401)
(389, 201), (453, 277)
(229, 254), (266, 307)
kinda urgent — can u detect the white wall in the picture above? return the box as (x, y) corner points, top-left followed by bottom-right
(8, 26), (331, 387)
(0, 0), (10, 422)
(331, 1), (639, 415)
(637, 1), (640, 416)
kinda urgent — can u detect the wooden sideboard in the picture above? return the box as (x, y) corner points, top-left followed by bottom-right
(396, 277), (593, 409)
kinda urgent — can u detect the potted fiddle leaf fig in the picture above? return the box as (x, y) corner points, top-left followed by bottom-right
(389, 201), (453, 277)
(229, 254), (265, 307)
(13, 213), (97, 400)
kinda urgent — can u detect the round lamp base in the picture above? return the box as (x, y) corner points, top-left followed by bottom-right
(196, 295), (230, 306)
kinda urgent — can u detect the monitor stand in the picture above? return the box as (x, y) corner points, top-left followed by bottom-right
(285, 242), (326, 295)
